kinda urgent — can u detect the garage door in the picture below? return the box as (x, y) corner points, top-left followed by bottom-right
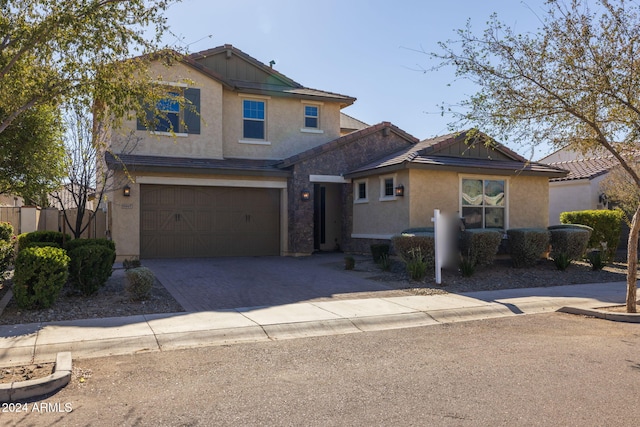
(140, 185), (280, 258)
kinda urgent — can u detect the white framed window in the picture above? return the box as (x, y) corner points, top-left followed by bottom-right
(304, 105), (319, 129)
(460, 176), (507, 229)
(242, 99), (266, 140)
(379, 174), (397, 201)
(354, 179), (368, 203)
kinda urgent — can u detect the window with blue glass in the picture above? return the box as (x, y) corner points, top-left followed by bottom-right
(136, 87), (200, 134)
(243, 99), (265, 139)
(304, 105), (319, 128)
(156, 92), (180, 133)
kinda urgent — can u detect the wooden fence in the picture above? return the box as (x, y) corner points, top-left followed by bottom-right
(0, 206), (107, 238)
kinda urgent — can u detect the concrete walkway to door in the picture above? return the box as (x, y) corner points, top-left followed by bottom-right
(143, 254), (411, 311)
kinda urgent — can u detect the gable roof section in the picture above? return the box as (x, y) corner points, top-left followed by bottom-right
(277, 122), (419, 169)
(189, 44), (356, 106)
(345, 130), (568, 178)
(547, 156), (619, 182)
(340, 112), (369, 133)
(105, 152), (290, 178)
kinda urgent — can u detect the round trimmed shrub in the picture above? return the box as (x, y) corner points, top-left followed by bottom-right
(125, 267), (155, 301)
(17, 231), (70, 252)
(13, 246), (69, 309)
(507, 228), (550, 268)
(0, 222), (13, 242)
(548, 228), (591, 261)
(68, 244), (115, 295)
(459, 229), (502, 266)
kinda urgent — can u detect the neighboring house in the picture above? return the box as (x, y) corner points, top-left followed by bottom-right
(540, 147), (618, 225)
(102, 44), (567, 260)
(339, 113), (369, 135)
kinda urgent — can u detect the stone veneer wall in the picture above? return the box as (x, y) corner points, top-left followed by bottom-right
(286, 128), (414, 255)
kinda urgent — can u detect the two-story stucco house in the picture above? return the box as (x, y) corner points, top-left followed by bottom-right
(103, 44), (567, 260)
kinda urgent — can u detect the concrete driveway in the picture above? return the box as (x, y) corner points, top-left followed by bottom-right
(144, 254), (411, 311)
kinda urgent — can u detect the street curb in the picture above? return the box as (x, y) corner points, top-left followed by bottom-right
(0, 352), (72, 403)
(559, 306), (640, 323)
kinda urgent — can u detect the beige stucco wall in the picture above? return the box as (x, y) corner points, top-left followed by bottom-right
(111, 61), (225, 159)
(107, 170), (289, 261)
(352, 170), (410, 237)
(222, 92), (342, 160)
(508, 175), (550, 228)
(352, 169), (552, 237)
(408, 170), (460, 227)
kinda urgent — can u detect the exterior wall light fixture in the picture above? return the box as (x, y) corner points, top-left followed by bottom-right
(123, 185), (131, 197)
(395, 185), (404, 197)
(301, 190), (311, 201)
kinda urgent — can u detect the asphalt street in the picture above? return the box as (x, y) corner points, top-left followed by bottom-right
(1, 312), (639, 426)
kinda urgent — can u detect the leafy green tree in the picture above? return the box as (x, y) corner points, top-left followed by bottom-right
(434, 0), (640, 312)
(0, 104), (65, 203)
(0, 0), (180, 134)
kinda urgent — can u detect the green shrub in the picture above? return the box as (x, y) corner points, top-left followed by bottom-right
(68, 244), (115, 295)
(392, 234), (435, 270)
(378, 254), (392, 271)
(125, 267), (155, 301)
(0, 222), (13, 242)
(13, 246), (69, 309)
(0, 239), (14, 276)
(344, 256), (355, 270)
(459, 254), (476, 277)
(25, 241), (61, 249)
(123, 258), (142, 270)
(548, 228), (591, 261)
(587, 250), (606, 270)
(507, 228), (550, 268)
(64, 238), (116, 253)
(553, 252), (572, 271)
(370, 243), (390, 263)
(560, 210), (624, 260)
(459, 229), (502, 266)
(404, 248), (428, 281)
(17, 231), (70, 252)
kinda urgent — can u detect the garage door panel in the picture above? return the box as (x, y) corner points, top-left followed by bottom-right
(140, 184), (280, 258)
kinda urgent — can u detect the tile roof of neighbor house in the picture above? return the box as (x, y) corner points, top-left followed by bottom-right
(104, 152), (290, 177)
(188, 45), (356, 105)
(277, 122), (419, 169)
(345, 130), (569, 178)
(547, 155), (620, 182)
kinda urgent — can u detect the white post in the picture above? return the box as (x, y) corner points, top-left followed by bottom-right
(431, 209), (442, 285)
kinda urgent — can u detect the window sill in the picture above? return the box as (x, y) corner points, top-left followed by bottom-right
(239, 139), (271, 145)
(150, 131), (189, 138)
(300, 128), (324, 134)
(354, 199), (369, 204)
(379, 196), (397, 202)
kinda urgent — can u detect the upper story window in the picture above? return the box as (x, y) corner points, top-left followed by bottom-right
(137, 87), (200, 135)
(243, 99), (266, 140)
(461, 178), (506, 229)
(304, 105), (319, 129)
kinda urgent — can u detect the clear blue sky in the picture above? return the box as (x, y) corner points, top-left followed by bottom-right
(163, 0), (551, 157)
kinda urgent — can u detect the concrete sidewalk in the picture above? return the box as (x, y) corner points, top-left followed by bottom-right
(0, 281), (634, 367)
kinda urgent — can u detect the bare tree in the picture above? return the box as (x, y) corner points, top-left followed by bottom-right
(51, 103), (138, 239)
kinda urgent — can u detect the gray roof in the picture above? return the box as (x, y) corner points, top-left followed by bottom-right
(345, 131), (568, 178)
(105, 152), (290, 177)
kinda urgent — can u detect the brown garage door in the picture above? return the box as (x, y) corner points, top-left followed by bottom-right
(140, 185), (280, 258)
